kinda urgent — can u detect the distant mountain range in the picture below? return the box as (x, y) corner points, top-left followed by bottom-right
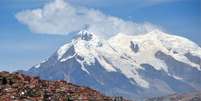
(23, 30), (201, 100)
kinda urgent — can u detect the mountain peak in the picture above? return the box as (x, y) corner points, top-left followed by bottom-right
(77, 30), (95, 41)
(28, 29), (201, 100)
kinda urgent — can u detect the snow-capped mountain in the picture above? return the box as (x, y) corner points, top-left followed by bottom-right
(25, 30), (201, 100)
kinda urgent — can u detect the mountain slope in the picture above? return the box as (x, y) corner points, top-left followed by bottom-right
(25, 30), (201, 100)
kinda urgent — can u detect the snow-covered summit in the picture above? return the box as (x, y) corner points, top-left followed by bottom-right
(57, 30), (100, 59)
(145, 29), (201, 53)
(56, 30), (119, 72)
(110, 29), (201, 71)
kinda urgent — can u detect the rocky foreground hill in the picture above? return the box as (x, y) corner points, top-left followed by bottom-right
(0, 71), (128, 101)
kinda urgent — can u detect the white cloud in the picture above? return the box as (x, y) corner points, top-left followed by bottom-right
(16, 0), (159, 38)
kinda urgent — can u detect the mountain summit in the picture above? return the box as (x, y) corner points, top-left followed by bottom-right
(77, 30), (95, 41)
(25, 30), (201, 100)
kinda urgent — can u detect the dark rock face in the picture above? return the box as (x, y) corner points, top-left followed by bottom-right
(139, 64), (195, 93)
(78, 30), (93, 41)
(61, 45), (76, 59)
(130, 41), (139, 53)
(81, 33), (93, 41)
(185, 52), (201, 67)
(155, 51), (201, 89)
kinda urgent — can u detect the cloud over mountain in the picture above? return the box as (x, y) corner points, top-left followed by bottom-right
(16, 0), (158, 38)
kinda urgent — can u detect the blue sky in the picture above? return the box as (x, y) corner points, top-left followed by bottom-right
(0, 0), (200, 71)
